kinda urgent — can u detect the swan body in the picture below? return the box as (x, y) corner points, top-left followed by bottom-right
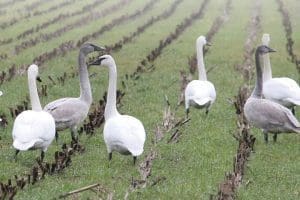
(244, 45), (300, 142)
(185, 36), (216, 117)
(104, 115), (146, 157)
(262, 33), (300, 112)
(12, 64), (55, 160)
(44, 43), (104, 141)
(90, 55), (146, 164)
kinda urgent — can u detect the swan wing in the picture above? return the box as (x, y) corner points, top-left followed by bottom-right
(44, 98), (89, 129)
(245, 98), (299, 129)
(264, 78), (300, 105)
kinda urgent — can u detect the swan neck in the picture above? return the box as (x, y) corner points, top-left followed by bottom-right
(28, 74), (42, 111)
(252, 50), (263, 98)
(105, 61), (119, 119)
(78, 52), (92, 105)
(196, 43), (207, 81)
(263, 53), (272, 82)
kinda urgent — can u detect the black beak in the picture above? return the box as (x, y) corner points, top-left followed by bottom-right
(36, 76), (42, 82)
(91, 44), (105, 51)
(89, 57), (106, 66)
(268, 47), (276, 53)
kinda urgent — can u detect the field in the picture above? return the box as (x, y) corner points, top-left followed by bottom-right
(0, 0), (299, 199)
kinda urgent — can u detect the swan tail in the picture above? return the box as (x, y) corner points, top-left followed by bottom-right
(193, 97), (212, 106)
(13, 139), (43, 151)
(286, 98), (300, 106)
(129, 147), (144, 157)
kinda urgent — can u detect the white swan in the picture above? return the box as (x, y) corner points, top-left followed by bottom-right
(244, 45), (300, 143)
(12, 64), (55, 161)
(184, 36), (216, 118)
(44, 43), (105, 141)
(262, 33), (300, 114)
(89, 55), (146, 164)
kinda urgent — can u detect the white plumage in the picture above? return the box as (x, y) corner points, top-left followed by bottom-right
(185, 35), (216, 117)
(90, 55), (146, 164)
(262, 33), (300, 113)
(12, 64), (55, 160)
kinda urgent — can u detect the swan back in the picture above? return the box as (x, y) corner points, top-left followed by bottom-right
(264, 77), (300, 107)
(12, 110), (55, 151)
(244, 98), (300, 133)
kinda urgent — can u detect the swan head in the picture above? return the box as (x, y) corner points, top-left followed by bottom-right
(256, 45), (276, 55)
(89, 55), (115, 67)
(28, 64), (42, 82)
(80, 43), (105, 55)
(196, 36), (211, 46)
(262, 33), (270, 46)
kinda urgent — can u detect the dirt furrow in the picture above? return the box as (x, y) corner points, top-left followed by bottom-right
(276, 0), (300, 74)
(0, 0), (79, 30)
(0, 0), (210, 197)
(3, 0), (183, 127)
(16, 0), (106, 40)
(14, 0), (130, 54)
(0, 0), (156, 86)
(214, 1), (261, 199)
(0, 0), (25, 16)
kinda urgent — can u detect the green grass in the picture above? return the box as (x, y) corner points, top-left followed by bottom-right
(0, 0), (299, 199)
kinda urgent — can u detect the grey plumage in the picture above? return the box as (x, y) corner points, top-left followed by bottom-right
(44, 43), (105, 141)
(244, 45), (300, 142)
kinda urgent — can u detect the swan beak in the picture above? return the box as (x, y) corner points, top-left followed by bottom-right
(89, 57), (106, 66)
(92, 44), (105, 51)
(268, 48), (276, 53)
(206, 42), (212, 46)
(36, 76), (42, 82)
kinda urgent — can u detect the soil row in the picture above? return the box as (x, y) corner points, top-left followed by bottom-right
(1, 0), (177, 126)
(276, 0), (300, 74)
(16, 0), (106, 40)
(0, 0), (25, 16)
(0, 0), (78, 30)
(14, 0), (129, 54)
(1, 0), (210, 197)
(0, 0), (157, 86)
(215, 1), (261, 199)
(0, 0), (172, 197)
(118, 0), (213, 197)
(0, 0), (46, 29)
